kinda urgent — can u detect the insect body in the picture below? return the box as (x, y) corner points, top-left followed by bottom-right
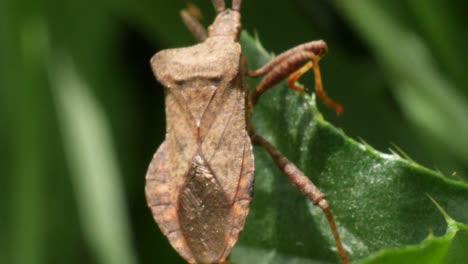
(145, 1), (349, 263)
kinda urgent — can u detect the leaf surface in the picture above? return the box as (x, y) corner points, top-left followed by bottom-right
(231, 32), (468, 264)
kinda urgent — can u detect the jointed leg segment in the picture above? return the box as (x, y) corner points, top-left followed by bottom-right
(248, 40), (349, 263)
(249, 40), (343, 115)
(288, 55), (344, 115)
(251, 134), (350, 264)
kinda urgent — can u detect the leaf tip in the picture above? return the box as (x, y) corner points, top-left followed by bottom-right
(426, 194), (454, 225)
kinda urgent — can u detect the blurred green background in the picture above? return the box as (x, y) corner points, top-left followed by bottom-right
(1, 0), (467, 263)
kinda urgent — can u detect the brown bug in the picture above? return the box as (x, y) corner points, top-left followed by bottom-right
(145, 0), (349, 263)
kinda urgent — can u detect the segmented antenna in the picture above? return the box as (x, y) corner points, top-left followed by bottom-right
(212, 0), (225, 13)
(232, 0), (242, 11)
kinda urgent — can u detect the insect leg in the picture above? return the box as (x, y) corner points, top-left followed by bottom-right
(180, 4), (207, 42)
(248, 41), (343, 115)
(251, 134), (350, 264)
(288, 54), (343, 115)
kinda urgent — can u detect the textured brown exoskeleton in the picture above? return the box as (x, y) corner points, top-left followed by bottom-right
(145, 0), (349, 263)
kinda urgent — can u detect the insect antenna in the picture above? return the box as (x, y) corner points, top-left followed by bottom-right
(212, 0), (226, 13)
(232, 0), (242, 11)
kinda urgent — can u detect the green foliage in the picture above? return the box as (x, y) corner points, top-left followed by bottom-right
(233, 32), (468, 263)
(1, 0), (467, 264)
(360, 198), (468, 264)
(51, 57), (136, 264)
(334, 0), (468, 179)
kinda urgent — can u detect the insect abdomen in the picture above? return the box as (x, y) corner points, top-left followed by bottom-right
(178, 154), (231, 263)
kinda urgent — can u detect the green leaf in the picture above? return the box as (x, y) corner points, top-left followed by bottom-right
(231, 32), (468, 264)
(50, 55), (137, 264)
(361, 197), (468, 264)
(332, 0), (468, 174)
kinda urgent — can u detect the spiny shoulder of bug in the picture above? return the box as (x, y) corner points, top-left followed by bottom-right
(208, 8), (242, 41)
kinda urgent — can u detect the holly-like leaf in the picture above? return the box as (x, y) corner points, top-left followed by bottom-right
(360, 197), (468, 264)
(231, 32), (468, 264)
